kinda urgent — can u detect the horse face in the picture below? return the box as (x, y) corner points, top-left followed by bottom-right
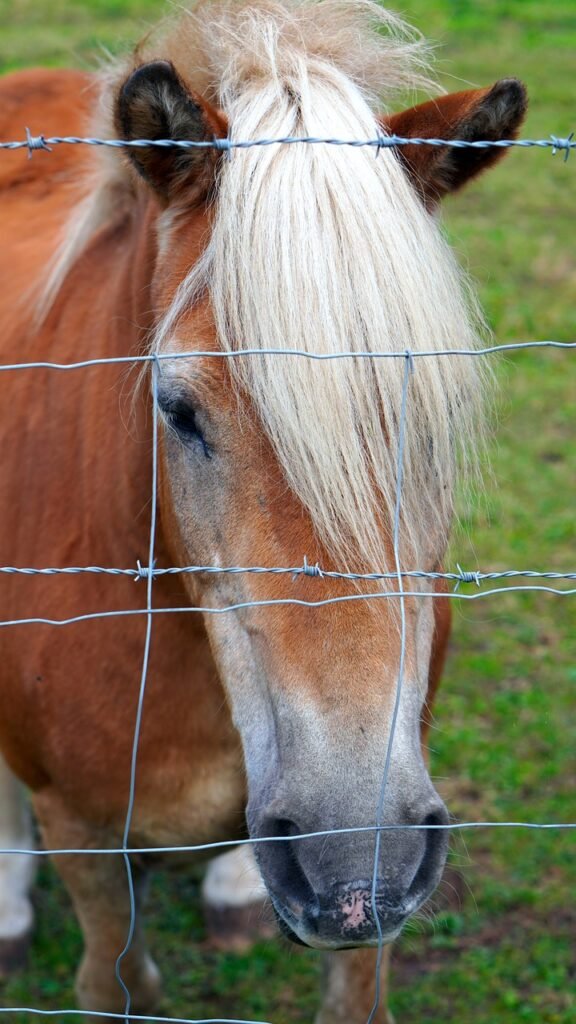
(158, 383), (448, 945)
(152, 296), (448, 951)
(117, 60), (525, 949)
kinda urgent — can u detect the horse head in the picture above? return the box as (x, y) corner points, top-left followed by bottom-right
(111, 1), (526, 949)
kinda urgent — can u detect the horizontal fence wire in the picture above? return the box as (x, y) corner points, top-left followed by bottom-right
(0, 1012), (274, 1024)
(0, 128), (573, 1024)
(0, 565), (574, 585)
(0, 340), (574, 373)
(2, 818), (576, 858)
(1, 588), (576, 631)
(0, 130), (574, 159)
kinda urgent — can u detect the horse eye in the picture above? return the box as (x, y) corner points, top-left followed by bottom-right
(163, 399), (212, 459)
(170, 401), (197, 436)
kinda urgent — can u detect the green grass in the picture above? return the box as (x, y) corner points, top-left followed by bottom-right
(1, 1), (575, 1022)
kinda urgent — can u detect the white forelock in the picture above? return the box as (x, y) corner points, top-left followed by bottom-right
(156, 1), (487, 571)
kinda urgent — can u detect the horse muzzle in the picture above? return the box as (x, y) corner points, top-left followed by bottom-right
(272, 882), (411, 949)
(252, 798), (450, 950)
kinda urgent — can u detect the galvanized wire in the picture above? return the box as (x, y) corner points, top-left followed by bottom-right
(0, 585), (575, 632)
(367, 351), (412, 1022)
(0, 564), (574, 585)
(0, 339), (574, 374)
(0, 130), (574, 160)
(113, 359), (160, 1019)
(0, 1012), (273, 1024)
(1, 819), (576, 860)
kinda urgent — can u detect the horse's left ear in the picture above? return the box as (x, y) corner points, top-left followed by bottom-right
(383, 79), (528, 206)
(115, 60), (228, 203)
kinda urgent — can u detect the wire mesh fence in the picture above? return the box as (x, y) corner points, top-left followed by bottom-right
(0, 130), (574, 1024)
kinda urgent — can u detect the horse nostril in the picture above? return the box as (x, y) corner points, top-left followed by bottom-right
(257, 817), (317, 917)
(406, 805), (449, 901)
(421, 808), (448, 830)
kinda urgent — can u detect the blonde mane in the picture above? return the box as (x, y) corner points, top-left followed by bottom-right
(46, 0), (488, 572)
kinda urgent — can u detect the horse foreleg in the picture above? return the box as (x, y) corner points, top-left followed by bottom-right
(33, 788), (161, 1015)
(201, 844), (276, 950)
(0, 752), (36, 975)
(316, 947), (394, 1024)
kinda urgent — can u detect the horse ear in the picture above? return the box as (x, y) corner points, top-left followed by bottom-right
(115, 60), (228, 202)
(383, 79), (527, 206)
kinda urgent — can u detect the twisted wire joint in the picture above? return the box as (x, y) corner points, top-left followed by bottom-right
(213, 135), (233, 161)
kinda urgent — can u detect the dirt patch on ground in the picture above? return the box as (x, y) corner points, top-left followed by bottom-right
(391, 903), (576, 986)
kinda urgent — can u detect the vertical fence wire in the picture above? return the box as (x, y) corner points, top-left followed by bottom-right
(367, 351), (413, 1024)
(113, 358), (160, 1018)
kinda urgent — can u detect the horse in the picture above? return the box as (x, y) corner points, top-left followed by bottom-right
(0, 0), (526, 1020)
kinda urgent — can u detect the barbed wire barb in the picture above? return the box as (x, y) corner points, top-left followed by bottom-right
(24, 126), (51, 158)
(550, 132), (574, 162)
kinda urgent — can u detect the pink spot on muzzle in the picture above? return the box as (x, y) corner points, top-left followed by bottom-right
(339, 889), (370, 931)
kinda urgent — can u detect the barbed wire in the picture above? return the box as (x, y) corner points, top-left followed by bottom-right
(0, 130), (574, 161)
(0, 564), (574, 586)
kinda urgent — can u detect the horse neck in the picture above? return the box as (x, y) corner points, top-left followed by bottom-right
(49, 193), (165, 563)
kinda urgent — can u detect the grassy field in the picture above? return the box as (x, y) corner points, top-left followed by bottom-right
(1, 1), (575, 1022)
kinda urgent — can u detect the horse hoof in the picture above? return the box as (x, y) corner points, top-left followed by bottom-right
(202, 898), (278, 952)
(0, 929), (33, 977)
(76, 952), (162, 1015)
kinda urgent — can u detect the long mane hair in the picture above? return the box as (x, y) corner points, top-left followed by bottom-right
(44, 0), (488, 573)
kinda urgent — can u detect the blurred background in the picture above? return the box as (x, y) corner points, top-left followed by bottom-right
(0, 1), (574, 1021)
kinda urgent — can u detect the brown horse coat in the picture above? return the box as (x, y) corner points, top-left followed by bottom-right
(0, 70), (244, 842)
(0, 6), (526, 1012)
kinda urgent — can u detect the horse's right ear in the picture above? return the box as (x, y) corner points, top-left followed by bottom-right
(115, 61), (228, 203)
(382, 79), (528, 207)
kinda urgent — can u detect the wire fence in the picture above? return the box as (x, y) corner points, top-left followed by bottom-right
(0, 128), (574, 159)
(0, 129), (574, 1024)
